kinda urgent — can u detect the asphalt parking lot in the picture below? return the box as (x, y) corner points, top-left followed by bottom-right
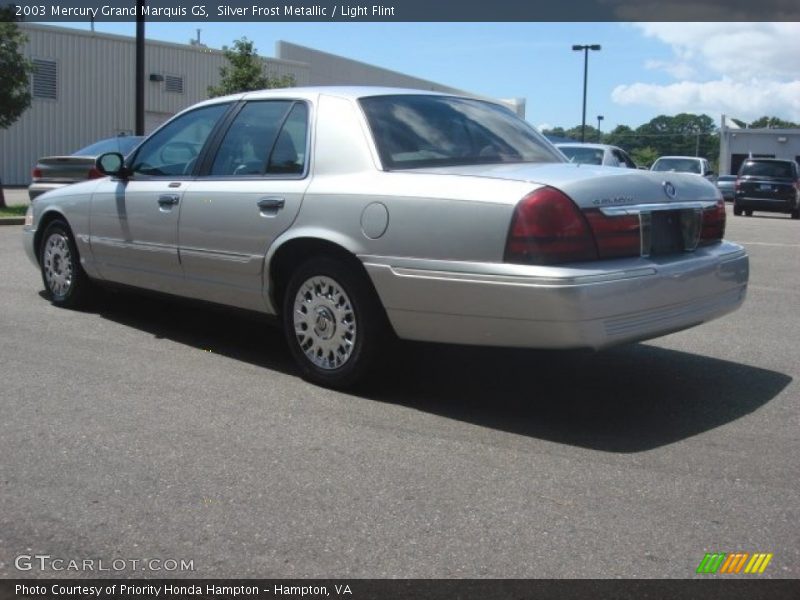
(0, 204), (797, 579)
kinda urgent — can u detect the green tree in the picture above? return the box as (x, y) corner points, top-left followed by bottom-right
(540, 126), (567, 138)
(630, 146), (659, 168)
(748, 116), (798, 129)
(207, 37), (294, 97)
(0, 9), (34, 207)
(634, 113), (718, 160)
(604, 125), (638, 150)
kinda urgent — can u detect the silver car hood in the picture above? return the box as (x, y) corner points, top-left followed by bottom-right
(411, 162), (719, 209)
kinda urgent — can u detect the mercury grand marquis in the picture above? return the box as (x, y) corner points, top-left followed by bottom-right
(23, 87), (748, 388)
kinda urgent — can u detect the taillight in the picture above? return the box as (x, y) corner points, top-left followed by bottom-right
(87, 167), (104, 179)
(699, 198), (726, 245)
(504, 187), (597, 265)
(583, 210), (641, 259)
(31, 167), (42, 179)
(735, 178), (741, 191)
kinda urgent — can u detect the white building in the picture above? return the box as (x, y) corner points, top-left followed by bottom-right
(719, 116), (800, 175)
(1, 24), (524, 185)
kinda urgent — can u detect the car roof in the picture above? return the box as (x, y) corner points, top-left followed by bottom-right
(742, 157), (795, 163)
(556, 143), (616, 150)
(194, 86), (481, 108)
(655, 156), (703, 160)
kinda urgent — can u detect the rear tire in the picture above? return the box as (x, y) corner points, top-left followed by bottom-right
(745, 210), (753, 216)
(39, 220), (92, 309)
(282, 256), (388, 389)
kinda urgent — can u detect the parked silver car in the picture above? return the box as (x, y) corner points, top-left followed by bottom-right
(556, 143), (638, 169)
(28, 136), (144, 201)
(651, 156), (716, 182)
(23, 88), (748, 388)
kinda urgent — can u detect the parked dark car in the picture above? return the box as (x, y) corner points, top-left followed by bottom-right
(716, 175), (736, 202)
(29, 136), (144, 201)
(734, 158), (800, 218)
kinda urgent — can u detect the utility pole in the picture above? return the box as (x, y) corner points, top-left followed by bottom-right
(572, 44), (601, 143)
(135, 0), (145, 136)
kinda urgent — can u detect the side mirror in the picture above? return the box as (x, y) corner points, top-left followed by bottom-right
(96, 152), (127, 178)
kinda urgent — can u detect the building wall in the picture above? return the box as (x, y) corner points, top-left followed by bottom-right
(276, 41), (526, 117)
(1, 26), (522, 186)
(719, 124), (800, 175)
(0, 24), (310, 185)
(276, 41), (466, 93)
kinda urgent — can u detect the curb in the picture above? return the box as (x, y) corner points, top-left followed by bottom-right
(0, 217), (25, 226)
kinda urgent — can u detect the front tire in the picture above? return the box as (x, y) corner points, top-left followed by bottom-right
(283, 257), (387, 389)
(39, 220), (92, 308)
(733, 205), (742, 216)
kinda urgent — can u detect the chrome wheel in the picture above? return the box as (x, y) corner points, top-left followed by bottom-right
(42, 233), (74, 297)
(292, 275), (357, 370)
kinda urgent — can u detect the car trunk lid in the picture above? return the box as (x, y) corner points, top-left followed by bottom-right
(33, 156), (97, 183)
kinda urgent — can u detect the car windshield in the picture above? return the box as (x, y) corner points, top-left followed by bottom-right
(558, 146), (605, 165)
(73, 137), (143, 157)
(739, 160), (794, 178)
(652, 158), (701, 174)
(360, 95), (563, 169)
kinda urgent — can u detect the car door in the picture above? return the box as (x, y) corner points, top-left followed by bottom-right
(89, 103), (230, 292)
(177, 100), (311, 311)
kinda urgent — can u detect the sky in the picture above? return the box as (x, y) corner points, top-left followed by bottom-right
(48, 21), (800, 131)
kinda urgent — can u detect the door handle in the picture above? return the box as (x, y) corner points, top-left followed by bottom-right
(257, 197), (285, 211)
(158, 194), (180, 207)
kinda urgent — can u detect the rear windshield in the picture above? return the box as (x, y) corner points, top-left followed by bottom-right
(739, 160), (795, 178)
(360, 95), (563, 169)
(559, 146), (605, 165)
(652, 158), (701, 174)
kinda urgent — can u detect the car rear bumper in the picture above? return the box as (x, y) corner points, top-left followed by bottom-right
(363, 242), (748, 349)
(735, 196), (797, 213)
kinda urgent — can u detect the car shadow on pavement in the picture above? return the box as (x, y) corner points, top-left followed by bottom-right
(91, 290), (791, 454)
(368, 341), (791, 453)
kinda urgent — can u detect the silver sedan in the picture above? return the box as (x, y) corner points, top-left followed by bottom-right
(23, 87), (748, 388)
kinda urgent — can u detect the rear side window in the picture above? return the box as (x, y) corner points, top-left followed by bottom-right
(360, 95), (562, 169)
(739, 160), (795, 178)
(210, 100), (308, 176)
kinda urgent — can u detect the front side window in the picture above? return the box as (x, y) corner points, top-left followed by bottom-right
(130, 103), (229, 177)
(360, 95), (562, 170)
(209, 101), (309, 177)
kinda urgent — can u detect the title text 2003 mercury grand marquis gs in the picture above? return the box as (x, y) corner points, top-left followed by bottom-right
(23, 88), (748, 388)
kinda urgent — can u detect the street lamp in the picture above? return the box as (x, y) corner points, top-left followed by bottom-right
(572, 44), (601, 143)
(597, 115), (604, 142)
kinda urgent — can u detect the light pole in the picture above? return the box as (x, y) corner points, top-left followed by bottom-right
(572, 44), (601, 143)
(597, 115), (604, 142)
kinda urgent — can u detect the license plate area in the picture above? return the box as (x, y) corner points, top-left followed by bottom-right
(650, 211), (683, 255)
(641, 209), (702, 257)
